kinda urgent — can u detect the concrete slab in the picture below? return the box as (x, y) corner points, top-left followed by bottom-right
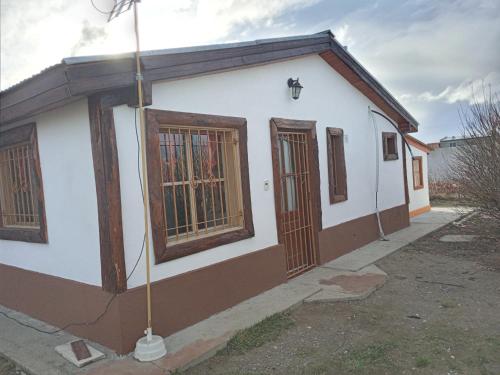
(0, 306), (116, 375)
(55, 342), (105, 368)
(305, 265), (387, 303)
(324, 208), (465, 271)
(439, 234), (477, 242)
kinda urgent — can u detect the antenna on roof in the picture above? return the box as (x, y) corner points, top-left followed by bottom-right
(107, 0), (135, 22)
(104, 0), (167, 362)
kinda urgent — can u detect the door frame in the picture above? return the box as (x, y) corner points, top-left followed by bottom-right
(269, 117), (322, 275)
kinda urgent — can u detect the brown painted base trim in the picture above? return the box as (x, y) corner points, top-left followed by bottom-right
(1, 205), (409, 354)
(318, 204), (410, 264)
(0, 263), (122, 351)
(409, 205), (431, 218)
(0, 244), (286, 354)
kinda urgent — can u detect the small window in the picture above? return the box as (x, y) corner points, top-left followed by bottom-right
(0, 123), (47, 243)
(146, 109), (254, 263)
(327, 127), (347, 204)
(382, 132), (398, 161)
(412, 156), (424, 189)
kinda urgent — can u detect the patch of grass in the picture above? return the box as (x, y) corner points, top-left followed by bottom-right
(440, 300), (458, 309)
(415, 356), (431, 368)
(343, 342), (397, 370)
(223, 312), (295, 355)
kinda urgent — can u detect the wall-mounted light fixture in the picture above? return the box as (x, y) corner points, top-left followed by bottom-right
(287, 78), (303, 100)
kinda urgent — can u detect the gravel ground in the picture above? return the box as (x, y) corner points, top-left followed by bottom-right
(0, 355), (27, 375)
(184, 211), (500, 375)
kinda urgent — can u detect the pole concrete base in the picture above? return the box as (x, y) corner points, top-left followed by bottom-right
(133, 328), (167, 362)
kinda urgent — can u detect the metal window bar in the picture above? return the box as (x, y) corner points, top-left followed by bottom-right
(159, 126), (243, 244)
(331, 134), (338, 194)
(0, 144), (39, 228)
(278, 132), (316, 278)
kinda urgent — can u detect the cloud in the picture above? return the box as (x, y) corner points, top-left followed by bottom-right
(71, 20), (107, 56)
(406, 72), (500, 104)
(0, 0), (320, 90)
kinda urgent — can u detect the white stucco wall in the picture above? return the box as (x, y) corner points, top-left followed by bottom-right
(406, 145), (430, 213)
(113, 54), (406, 288)
(0, 100), (102, 286)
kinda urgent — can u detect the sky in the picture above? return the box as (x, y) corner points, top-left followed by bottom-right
(1, 0), (499, 142)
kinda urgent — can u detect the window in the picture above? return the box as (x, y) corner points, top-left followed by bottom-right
(146, 109), (254, 263)
(278, 136), (298, 212)
(0, 123), (47, 243)
(412, 156), (424, 189)
(327, 127), (347, 203)
(382, 132), (398, 161)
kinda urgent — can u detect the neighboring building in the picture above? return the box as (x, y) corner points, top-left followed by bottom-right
(405, 135), (432, 217)
(428, 135), (467, 181)
(0, 31), (419, 354)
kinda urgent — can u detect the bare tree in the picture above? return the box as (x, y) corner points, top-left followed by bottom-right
(453, 86), (500, 218)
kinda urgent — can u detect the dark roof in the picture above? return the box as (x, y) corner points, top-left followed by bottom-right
(0, 30), (418, 131)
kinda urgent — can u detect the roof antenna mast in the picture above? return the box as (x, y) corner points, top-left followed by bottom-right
(107, 0), (167, 362)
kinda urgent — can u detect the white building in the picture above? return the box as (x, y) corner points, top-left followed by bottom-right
(0, 31), (420, 353)
(405, 135), (431, 217)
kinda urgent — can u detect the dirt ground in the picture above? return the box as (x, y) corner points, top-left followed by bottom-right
(0, 355), (26, 375)
(185, 211), (500, 375)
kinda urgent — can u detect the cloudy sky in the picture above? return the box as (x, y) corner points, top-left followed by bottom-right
(1, 0), (499, 142)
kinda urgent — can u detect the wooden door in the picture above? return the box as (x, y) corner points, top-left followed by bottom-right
(270, 118), (320, 278)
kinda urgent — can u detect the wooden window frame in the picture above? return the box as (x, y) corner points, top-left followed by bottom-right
(382, 132), (399, 161)
(0, 123), (48, 243)
(412, 156), (424, 190)
(146, 109), (254, 264)
(326, 127), (348, 204)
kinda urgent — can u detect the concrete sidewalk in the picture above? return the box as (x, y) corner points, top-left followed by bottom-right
(0, 207), (465, 375)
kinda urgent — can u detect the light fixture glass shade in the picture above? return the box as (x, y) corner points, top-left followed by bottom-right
(288, 78), (303, 100)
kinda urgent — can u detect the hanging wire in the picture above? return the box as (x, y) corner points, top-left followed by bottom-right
(0, 108), (147, 335)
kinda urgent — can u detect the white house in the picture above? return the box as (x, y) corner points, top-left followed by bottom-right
(0, 31), (419, 354)
(405, 135), (431, 217)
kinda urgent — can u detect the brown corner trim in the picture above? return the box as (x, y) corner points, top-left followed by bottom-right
(402, 137), (409, 205)
(88, 95), (127, 294)
(409, 205), (431, 218)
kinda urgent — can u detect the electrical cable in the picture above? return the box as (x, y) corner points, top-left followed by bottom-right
(369, 106), (388, 240)
(370, 109), (415, 159)
(368, 107), (417, 241)
(0, 108), (147, 335)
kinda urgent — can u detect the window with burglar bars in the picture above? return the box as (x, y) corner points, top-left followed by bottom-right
(0, 123), (47, 243)
(159, 126), (243, 244)
(327, 127), (347, 204)
(0, 144), (39, 228)
(412, 156), (424, 189)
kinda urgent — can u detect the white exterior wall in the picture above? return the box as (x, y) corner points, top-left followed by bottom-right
(114, 54), (406, 288)
(407, 145), (430, 213)
(0, 100), (102, 286)
(428, 147), (458, 181)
